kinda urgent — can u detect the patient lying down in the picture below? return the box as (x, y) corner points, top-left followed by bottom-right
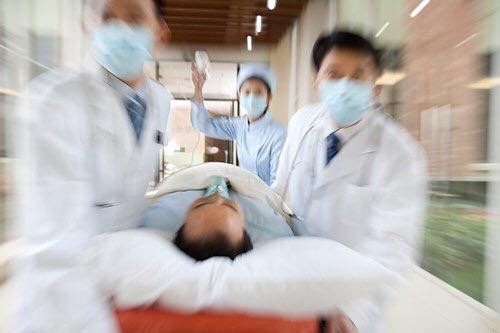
(174, 177), (253, 261)
(91, 166), (394, 321)
(141, 173), (293, 261)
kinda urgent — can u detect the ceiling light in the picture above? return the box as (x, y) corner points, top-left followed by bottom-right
(267, 0), (277, 10)
(256, 15), (262, 34)
(375, 22), (390, 38)
(247, 36), (253, 51)
(207, 146), (220, 155)
(410, 0), (430, 18)
(455, 33), (478, 48)
(375, 71), (406, 86)
(467, 77), (500, 90)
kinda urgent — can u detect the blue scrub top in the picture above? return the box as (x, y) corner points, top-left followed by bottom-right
(191, 101), (286, 185)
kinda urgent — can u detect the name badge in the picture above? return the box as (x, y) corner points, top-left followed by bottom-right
(155, 130), (164, 145)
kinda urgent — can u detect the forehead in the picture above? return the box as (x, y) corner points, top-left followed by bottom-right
(240, 78), (267, 89)
(187, 200), (241, 221)
(319, 47), (375, 72)
(184, 205), (243, 242)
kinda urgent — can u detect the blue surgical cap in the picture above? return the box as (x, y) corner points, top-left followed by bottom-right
(237, 63), (276, 95)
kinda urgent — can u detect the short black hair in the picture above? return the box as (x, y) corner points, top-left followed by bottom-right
(83, 0), (164, 20)
(312, 30), (381, 73)
(152, 0), (164, 19)
(173, 225), (253, 261)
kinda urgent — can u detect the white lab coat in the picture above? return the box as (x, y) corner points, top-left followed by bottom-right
(273, 103), (427, 332)
(10, 65), (171, 332)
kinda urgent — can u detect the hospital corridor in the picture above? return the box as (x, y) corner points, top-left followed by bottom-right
(1, 0), (500, 332)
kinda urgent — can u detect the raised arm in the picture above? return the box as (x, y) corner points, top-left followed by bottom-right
(191, 62), (238, 140)
(190, 101), (238, 140)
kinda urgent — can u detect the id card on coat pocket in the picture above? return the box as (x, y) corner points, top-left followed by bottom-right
(155, 130), (164, 145)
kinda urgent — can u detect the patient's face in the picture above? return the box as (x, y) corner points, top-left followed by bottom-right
(183, 194), (245, 246)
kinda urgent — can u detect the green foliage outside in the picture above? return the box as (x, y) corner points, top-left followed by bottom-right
(422, 195), (487, 303)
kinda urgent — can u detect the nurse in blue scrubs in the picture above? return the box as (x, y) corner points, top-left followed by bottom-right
(191, 63), (286, 185)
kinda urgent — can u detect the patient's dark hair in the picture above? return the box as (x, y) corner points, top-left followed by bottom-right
(173, 225), (253, 261)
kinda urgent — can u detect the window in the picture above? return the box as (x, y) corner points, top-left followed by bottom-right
(157, 61), (239, 175)
(339, 0), (499, 304)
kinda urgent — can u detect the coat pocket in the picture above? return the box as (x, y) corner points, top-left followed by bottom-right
(339, 184), (374, 226)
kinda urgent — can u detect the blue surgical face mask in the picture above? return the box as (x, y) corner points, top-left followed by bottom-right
(91, 20), (153, 79)
(319, 78), (373, 127)
(240, 94), (268, 120)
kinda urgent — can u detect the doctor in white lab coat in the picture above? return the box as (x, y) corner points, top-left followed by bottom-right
(273, 31), (427, 333)
(10, 0), (171, 332)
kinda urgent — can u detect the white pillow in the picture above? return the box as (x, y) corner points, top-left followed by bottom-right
(86, 230), (397, 317)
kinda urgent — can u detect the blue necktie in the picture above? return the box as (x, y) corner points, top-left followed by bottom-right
(124, 94), (147, 141)
(325, 132), (340, 166)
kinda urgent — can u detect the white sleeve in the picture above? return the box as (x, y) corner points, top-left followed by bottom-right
(343, 137), (427, 332)
(271, 110), (302, 196)
(269, 128), (286, 185)
(10, 75), (118, 333)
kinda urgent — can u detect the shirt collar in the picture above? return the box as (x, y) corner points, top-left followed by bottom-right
(83, 56), (147, 100)
(320, 106), (376, 144)
(105, 71), (146, 100)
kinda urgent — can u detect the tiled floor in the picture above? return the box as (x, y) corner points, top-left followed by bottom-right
(383, 268), (498, 333)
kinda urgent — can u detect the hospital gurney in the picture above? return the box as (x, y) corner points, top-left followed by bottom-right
(90, 231), (395, 333)
(116, 308), (320, 333)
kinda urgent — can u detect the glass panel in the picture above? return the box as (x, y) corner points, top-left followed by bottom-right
(158, 61), (238, 100)
(203, 100), (235, 164)
(163, 99), (235, 175)
(423, 186), (486, 302)
(0, 0), (85, 243)
(338, 0), (499, 304)
(164, 100), (206, 173)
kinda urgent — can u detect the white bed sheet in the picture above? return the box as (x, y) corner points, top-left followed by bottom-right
(86, 230), (398, 317)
